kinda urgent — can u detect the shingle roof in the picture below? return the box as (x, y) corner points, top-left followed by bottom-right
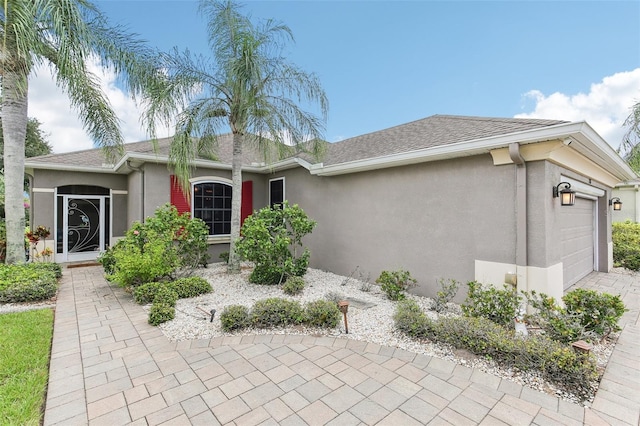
(322, 115), (567, 166)
(26, 137), (173, 168)
(26, 115), (567, 171)
(26, 134), (270, 169)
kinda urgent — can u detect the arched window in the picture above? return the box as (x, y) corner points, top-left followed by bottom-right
(193, 182), (232, 235)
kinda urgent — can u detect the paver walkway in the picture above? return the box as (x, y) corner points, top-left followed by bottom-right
(43, 267), (640, 425)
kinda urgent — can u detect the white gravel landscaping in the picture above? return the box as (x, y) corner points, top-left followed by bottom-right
(156, 262), (616, 405)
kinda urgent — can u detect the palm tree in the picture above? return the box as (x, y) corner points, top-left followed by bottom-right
(621, 101), (640, 172)
(144, 0), (328, 273)
(1, 0), (159, 263)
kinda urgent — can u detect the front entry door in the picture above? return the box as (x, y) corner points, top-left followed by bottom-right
(62, 196), (106, 262)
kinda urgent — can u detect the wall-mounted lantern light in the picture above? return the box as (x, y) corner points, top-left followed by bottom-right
(553, 182), (575, 206)
(609, 197), (622, 211)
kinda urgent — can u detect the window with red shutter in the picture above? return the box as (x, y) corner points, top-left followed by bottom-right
(170, 175), (190, 214)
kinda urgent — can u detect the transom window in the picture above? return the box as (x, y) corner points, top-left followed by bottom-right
(193, 182), (232, 235)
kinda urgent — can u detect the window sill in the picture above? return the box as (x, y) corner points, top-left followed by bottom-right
(207, 235), (231, 245)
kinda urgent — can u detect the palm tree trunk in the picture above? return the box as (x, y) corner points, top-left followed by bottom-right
(2, 71), (28, 264)
(227, 132), (243, 273)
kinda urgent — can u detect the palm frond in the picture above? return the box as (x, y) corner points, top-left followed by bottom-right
(621, 100), (640, 157)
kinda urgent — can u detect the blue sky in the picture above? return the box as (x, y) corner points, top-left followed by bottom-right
(29, 1), (640, 153)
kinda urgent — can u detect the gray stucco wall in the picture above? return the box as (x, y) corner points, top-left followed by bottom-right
(127, 171), (144, 225)
(277, 155), (518, 298)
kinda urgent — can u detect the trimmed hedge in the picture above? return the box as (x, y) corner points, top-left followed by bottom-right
(220, 305), (251, 331)
(282, 276), (305, 295)
(133, 277), (212, 306)
(251, 298), (305, 328)
(0, 263), (59, 303)
(394, 299), (598, 398)
(132, 277), (213, 326)
(171, 276), (212, 299)
(613, 221), (640, 270)
(133, 282), (164, 305)
(148, 304), (175, 326)
(220, 297), (343, 332)
(304, 300), (341, 328)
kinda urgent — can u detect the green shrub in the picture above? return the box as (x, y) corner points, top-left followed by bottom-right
(141, 204), (210, 272)
(154, 286), (178, 307)
(28, 262), (63, 279)
(394, 299), (430, 337)
(98, 241), (121, 275)
(251, 297), (305, 327)
(394, 300), (598, 398)
(563, 289), (626, 338)
(282, 276), (305, 295)
(433, 278), (460, 312)
(236, 202), (316, 285)
(171, 276), (212, 299)
(304, 300), (341, 328)
(132, 282), (164, 305)
(461, 281), (521, 327)
(219, 251), (230, 263)
(148, 303), (175, 326)
(526, 289), (626, 343)
(376, 269), (417, 301)
(613, 221), (640, 270)
(220, 305), (251, 331)
(0, 264), (58, 303)
(104, 204), (210, 286)
(108, 231), (179, 287)
(134, 277), (212, 305)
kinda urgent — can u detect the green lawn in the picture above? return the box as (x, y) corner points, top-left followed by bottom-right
(0, 308), (54, 426)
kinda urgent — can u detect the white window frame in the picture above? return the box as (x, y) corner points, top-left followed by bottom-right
(190, 176), (233, 242)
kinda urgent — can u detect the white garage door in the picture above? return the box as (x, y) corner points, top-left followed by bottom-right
(560, 197), (595, 289)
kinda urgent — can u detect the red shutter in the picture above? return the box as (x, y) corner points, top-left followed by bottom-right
(170, 175), (190, 214)
(241, 180), (253, 225)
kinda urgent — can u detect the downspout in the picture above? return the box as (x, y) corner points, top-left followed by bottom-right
(127, 161), (145, 221)
(508, 143), (527, 293)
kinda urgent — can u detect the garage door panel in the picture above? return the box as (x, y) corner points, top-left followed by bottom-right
(560, 197), (594, 289)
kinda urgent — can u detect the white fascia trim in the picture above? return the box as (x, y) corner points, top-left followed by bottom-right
(23, 162), (118, 173)
(566, 122), (637, 182)
(311, 121), (637, 178)
(114, 152), (266, 173)
(261, 157), (314, 172)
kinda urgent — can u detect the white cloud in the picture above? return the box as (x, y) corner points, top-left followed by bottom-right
(516, 68), (640, 150)
(28, 58), (172, 154)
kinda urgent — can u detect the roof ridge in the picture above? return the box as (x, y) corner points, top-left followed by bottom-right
(431, 114), (568, 123)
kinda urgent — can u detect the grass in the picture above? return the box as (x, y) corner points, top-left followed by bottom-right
(0, 308), (54, 426)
